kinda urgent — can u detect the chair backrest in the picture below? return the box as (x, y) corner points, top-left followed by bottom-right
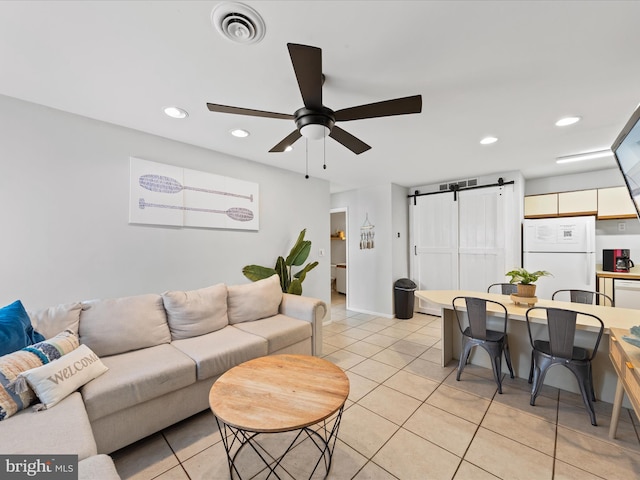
(551, 289), (614, 307)
(525, 306), (605, 360)
(487, 283), (518, 295)
(452, 296), (508, 340)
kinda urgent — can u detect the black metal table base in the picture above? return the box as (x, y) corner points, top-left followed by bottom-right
(215, 406), (344, 480)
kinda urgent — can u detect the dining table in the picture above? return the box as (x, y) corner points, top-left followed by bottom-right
(415, 289), (640, 404)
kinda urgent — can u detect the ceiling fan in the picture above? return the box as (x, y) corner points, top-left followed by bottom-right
(207, 43), (422, 155)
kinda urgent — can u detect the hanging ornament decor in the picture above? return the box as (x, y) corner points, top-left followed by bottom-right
(360, 213), (375, 249)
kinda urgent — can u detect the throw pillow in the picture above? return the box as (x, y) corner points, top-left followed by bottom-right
(0, 330), (79, 420)
(17, 344), (108, 410)
(28, 302), (83, 340)
(227, 274), (283, 324)
(79, 294), (171, 357)
(0, 300), (45, 357)
(162, 283), (229, 340)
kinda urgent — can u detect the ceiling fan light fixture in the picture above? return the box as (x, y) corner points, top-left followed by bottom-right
(300, 124), (330, 140)
(480, 136), (498, 145)
(555, 116), (581, 127)
(163, 106), (189, 119)
(230, 128), (250, 138)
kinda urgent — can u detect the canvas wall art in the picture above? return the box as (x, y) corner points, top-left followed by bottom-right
(129, 157), (259, 230)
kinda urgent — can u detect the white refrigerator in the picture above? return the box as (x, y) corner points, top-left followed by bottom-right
(522, 216), (596, 300)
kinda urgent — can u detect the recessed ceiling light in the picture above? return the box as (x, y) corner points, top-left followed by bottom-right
(163, 106), (188, 119)
(230, 129), (250, 138)
(555, 116), (581, 127)
(480, 136), (498, 145)
(555, 149), (612, 164)
(284, 146), (293, 152)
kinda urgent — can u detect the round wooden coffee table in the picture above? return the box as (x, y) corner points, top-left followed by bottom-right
(209, 354), (350, 480)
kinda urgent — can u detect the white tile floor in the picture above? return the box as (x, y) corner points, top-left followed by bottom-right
(112, 292), (640, 479)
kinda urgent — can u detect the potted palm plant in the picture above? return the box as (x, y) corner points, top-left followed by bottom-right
(505, 268), (552, 297)
(242, 229), (318, 295)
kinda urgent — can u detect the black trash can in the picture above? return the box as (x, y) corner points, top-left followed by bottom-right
(394, 278), (417, 319)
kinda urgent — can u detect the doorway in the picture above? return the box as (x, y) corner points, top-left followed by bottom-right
(330, 208), (348, 309)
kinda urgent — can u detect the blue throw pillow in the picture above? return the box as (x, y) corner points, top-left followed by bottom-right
(0, 300), (45, 357)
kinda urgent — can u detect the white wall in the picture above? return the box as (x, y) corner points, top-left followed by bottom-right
(0, 95), (330, 311)
(525, 168), (624, 195)
(391, 184), (409, 284)
(331, 183), (407, 317)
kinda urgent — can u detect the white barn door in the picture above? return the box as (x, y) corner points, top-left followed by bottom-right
(458, 185), (514, 292)
(410, 193), (458, 314)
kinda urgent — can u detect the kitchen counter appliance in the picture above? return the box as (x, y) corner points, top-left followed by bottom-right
(603, 249), (634, 272)
(614, 279), (640, 309)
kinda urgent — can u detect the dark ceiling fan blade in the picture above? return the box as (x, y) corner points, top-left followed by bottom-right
(287, 43), (323, 110)
(334, 95), (422, 122)
(207, 103), (293, 120)
(329, 126), (371, 155)
(269, 130), (302, 153)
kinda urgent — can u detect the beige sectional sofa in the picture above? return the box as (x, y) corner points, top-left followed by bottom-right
(0, 274), (326, 479)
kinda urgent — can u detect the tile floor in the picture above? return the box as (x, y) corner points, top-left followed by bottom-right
(112, 292), (640, 479)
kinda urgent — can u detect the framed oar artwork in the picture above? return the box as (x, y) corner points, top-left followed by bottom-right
(129, 157), (259, 230)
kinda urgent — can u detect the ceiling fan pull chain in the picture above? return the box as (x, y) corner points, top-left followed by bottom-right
(305, 137), (309, 179)
(323, 136), (327, 170)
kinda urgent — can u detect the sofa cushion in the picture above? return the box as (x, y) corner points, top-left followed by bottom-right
(227, 274), (282, 324)
(0, 392), (97, 460)
(172, 326), (268, 380)
(233, 314), (312, 353)
(79, 294), (171, 356)
(19, 344), (108, 410)
(0, 300), (45, 356)
(0, 330), (79, 420)
(81, 344), (195, 421)
(28, 302), (82, 340)
(162, 283), (228, 340)
(78, 455), (121, 480)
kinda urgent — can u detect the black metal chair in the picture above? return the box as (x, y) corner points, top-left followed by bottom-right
(551, 289), (614, 307)
(452, 296), (514, 394)
(525, 306), (605, 426)
(487, 283), (518, 295)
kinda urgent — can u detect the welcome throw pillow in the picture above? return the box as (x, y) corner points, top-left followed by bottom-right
(17, 344), (108, 410)
(0, 330), (79, 420)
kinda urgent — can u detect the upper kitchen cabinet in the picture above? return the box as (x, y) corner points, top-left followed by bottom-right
(558, 189), (597, 217)
(524, 193), (558, 218)
(597, 186), (638, 220)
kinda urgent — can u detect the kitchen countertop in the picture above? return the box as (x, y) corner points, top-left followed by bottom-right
(596, 264), (640, 280)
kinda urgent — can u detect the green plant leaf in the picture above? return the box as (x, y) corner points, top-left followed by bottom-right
(293, 261), (319, 282)
(275, 256), (289, 292)
(242, 265), (276, 282)
(505, 268), (552, 284)
(285, 230), (311, 266)
(288, 278), (303, 295)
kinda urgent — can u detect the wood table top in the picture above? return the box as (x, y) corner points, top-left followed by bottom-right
(209, 354), (350, 433)
(416, 290), (640, 333)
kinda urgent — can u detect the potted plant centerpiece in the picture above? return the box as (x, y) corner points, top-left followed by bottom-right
(505, 268), (552, 298)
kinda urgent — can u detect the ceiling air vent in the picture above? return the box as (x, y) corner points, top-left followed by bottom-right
(211, 2), (266, 45)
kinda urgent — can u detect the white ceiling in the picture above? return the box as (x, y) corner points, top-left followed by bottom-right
(1, 1), (640, 192)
